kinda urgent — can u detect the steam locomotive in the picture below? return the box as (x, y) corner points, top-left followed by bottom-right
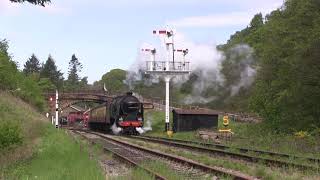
(88, 92), (144, 134)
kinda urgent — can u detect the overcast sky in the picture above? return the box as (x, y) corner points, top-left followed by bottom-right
(0, 0), (283, 83)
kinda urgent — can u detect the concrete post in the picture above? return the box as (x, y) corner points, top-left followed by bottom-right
(165, 76), (171, 131)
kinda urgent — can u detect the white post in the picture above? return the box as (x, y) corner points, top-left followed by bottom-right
(166, 44), (170, 71)
(165, 76), (171, 131)
(55, 89), (59, 128)
(151, 49), (156, 71)
(51, 115), (54, 125)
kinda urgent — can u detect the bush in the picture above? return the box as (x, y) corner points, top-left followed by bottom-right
(0, 40), (45, 111)
(0, 121), (23, 150)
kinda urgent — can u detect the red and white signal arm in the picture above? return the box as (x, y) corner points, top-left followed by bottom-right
(153, 30), (167, 35)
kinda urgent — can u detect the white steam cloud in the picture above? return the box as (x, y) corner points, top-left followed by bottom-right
(125, 30), (257, 105)
(136, 119), (153, 134)
(111, 123), (122, 135)
(228, 45), (256, 96)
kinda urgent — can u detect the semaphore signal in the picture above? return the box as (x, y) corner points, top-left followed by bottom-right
(145, 27), (191, 134)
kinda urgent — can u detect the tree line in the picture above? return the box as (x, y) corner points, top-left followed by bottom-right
(22, 53), (88, 92)
(94, 0), (320, 132)
(23, 54), (88, 91)
(0, 38), (88, 110)
(3, 0), (319, 132)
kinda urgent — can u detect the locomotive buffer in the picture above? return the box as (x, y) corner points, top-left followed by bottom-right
(145, 28), (191, 133)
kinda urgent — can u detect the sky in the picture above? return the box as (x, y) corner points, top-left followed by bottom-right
(0, 0), (284, 83)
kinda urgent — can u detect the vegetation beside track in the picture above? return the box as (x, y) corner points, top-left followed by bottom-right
(119, 136), (320, 180)
(0, 92), (105, 180)
(145, 110), (320, 159)
(0, 92), (47, 169)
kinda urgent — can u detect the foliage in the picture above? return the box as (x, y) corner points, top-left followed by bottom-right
(210, 0), (320, 131)
(0, 121), (22, 150)
(0, 92), (47, 169)
(63, 54), (91, 91)
(0, 40), (45, 110)
(68, 54), (82, 83)
(40, 55), (64, 90)
(10, 0), (50, 6)
(23, 54), (41, 75)
(38, 78), (56, 92)
(248, 0), (320, 131)
(100, 69), (128, 94)
(0, 46), (19, 90)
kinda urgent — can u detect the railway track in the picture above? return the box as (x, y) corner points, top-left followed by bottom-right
(128, 135), (320, 171)
(72, 130), (167, 180)
(72, 129), (257, 180)
(137, 135), (320, 164)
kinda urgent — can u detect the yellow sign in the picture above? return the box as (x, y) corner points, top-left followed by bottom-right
(167, 130), (173, 138)
(219, 129), (233, 134)
(223, 115), (229, 126)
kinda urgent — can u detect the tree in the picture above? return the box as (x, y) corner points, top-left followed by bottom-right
(0, 39), (45, 109)
(79, 77), (89, 89)
(250, 13), (264, 29)
(100, 69), (128, 94)
(10, 0), (50, 6)
(40, 55), (64, 89)
(248, 0), (320, 131)
(0, 39), (9, 56)
(23, 54), (41, 75)
(38, 78), (56, 92)
(66, 54), (83, 90)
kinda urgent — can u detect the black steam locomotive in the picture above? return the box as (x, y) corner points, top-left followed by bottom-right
(88, 92), (144, 134)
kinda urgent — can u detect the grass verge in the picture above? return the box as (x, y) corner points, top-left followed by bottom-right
(2, 126), (105, 180)
(144, 110), (320, 159)
(0, 92), (104, 179)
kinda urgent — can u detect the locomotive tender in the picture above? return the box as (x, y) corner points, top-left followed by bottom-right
(88, 92), (144, 134)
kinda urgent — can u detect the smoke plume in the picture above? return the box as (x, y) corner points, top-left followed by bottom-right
(125, 30), (257, 105)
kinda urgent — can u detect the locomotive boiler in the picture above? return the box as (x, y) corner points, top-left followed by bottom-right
(88, 92), (144, 134)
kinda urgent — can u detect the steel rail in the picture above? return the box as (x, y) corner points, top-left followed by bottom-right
(79, 130), (257, 180)
(129, 135), (319, 171)
(72, 130), (167, 180)
(140, 135), (320, 164)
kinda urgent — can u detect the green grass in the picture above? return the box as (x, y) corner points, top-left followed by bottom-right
(141, 161), (186, 180)
(144, 110), (320, 160)
(0, 92), (104, 180)
(119, 136), (320, 180)
(0, 92), (47, 169)
(2, 126), (105, 180)
(144, 110), (198, 140)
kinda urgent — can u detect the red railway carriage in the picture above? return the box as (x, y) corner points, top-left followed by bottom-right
(83, 113), (89, 127)
(67, 111), (89, 127)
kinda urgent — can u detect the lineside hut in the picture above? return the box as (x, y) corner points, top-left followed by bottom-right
(172, 109), (219, 132)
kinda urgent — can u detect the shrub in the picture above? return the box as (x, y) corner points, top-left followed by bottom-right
(0, 121), (23, 150)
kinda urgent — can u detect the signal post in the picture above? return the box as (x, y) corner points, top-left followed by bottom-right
(145, 27), (191, 134)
